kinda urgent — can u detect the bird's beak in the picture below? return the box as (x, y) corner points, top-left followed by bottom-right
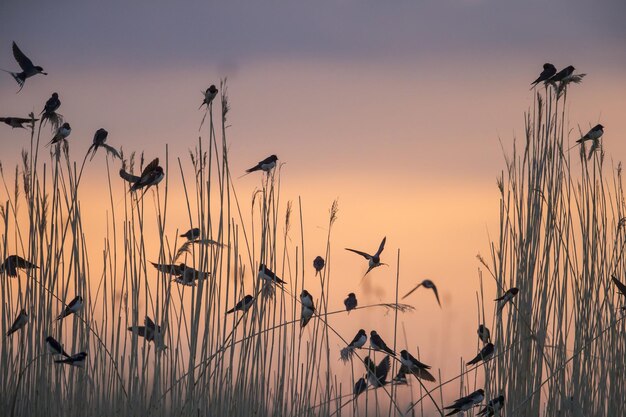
(42, 72), (48, 75)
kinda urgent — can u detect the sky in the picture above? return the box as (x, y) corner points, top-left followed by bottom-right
(1, 0), (626, 411)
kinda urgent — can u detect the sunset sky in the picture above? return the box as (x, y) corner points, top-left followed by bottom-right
(2, 0), (626, 410)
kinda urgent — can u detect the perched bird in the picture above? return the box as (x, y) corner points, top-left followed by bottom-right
(478, 394), (505, 417)
(344, 293), (357, 313)
(46, 122), (71, 146)
(258, 263), (287, 286)
(313, 256), (325, 276)
(348, 329), (367, 349)
(45, 336), (70, 357)
(392, 366), (409, 385)
(180, 227), (201, 241)
(353, 377), (368, 398)
(612, 275), (626, 297)
(40, 93), (61, 116)
(244, 155), (278, 175)
(119, 158), (164, 192)
(300, 290), (315, 329)
(530, 63), (557, 88)
(300, 289), (314, 309)
(0, 116), (38, 129)
(0, 255), (37, 277)
(128, 316), (166, 349)
(56, 295), (84, 321)
(549, 65), (575, 83)
(226, 295), (255, 314)
(6, 309), (28, 337)
(402, 279), (441, 307)
(467, 342), (495, 366)
(444, 389), (485, 416)
(364, 355), (390, 388)
(345, 236), (387, 276)
(4, 42), (47, 92)
(87, 128), (120, 160)
(478, 325), (491, 344)
(495, 287), (519, 313)
(400, 349), (436, 382)
(576, 124), (604, 144)
(55, 351), (88, 367)
(370, 330), (395, 355)
(200, 84), (219, 109)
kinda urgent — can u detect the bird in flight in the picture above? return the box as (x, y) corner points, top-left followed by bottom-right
(364, 355), (390, 388)
(353, 377), (367, 398)
(4, 42), (47, 92)
(0, 116), (38, 129)
(0, 255), (37, 277)
(57, 295), (84, 321)
(444, 389), (485, 416)
(128, 316), (166, 349)
(87, 128), (120, 161)
(402, 279), (441, 307)
(530, 63), (556, 88)
(345, 236), (387, 276)
(6, 309), (28, 337)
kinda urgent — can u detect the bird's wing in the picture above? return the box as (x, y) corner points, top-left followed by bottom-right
(151, 262), (183, 275)
(144, 316), (156, 330)
(119, 168), (141, 183)
(376, 355), (391, 381)
(12, 42), (34, 71)
(140, 158), (160, 178)
(348, 332), (362, 346)
(414, 367), (436, 382)
(612, 275), (626, 296)
(401, 282), (423, 300)
(431, 285), (442, 307)
(374, 236), (387, 257)
(101, 143), (121, 159)
(345, 248), (372, 260)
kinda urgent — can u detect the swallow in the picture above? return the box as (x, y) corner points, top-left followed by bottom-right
(300, 290), (316, 328)
(549, 65), (575, 83)
(45, 336), (70, 357)
(400, 349), (436, 382)
(55, 351), (88, 367)
(180, 227), (201, 241)
(3, 42), (47, 92)
(344, 292), (357, 313)
(6, 309), (28, 337)
(173, 265), (210, 286)
(40, 93), (61, 116)
(313, 256), (325, 276)
(119, 158), (164, 192)
(478, 394), (505, 416)
(345, 236), (387, 276)
(151, 262), (186, 276)
(46, 122), (71, 146)
(200, 84), (218, 109)
(495, 287), (519, 313)
(258, 263), (287, 286)
(467, 342), (495, 365)
(0, 116), (38, 129)
(402, 279), (441, 307)
(364, 355), (390, 388)
(0, 255), (37, 277)
(530, 63), (557, 88)
(444, 389), (485, 416)
(127, 316), (166, 349)
(87, 128), (120, 161)
(226, 294), (255, 314)
(576, 124), (604, 144)
(370, 330), (395, 355)
(392, 366), (409, 385)
(245, 155), (278, 175)
(354, 377), (368, 398)
(57, 295), (83, 321)
(612, 275), (626, 297)
(347, 329), (367, 349)
(478, 325), (491, 344)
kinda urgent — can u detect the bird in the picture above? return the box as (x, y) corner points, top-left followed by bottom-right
(173, 265), (210, 286)
(119, 158), (164, 193)
(402, 279), (441, 307)
(392, 366), (409, 385)
(400, 350), (436, 382)
(576, 124), (604, 144)
(226, 295), (255, 314)
(300, 290), (316, 329)
(364, 355), (390, 388)
(549, 65), (575, 83)
(444, 389), (485, 416)
(612, 275), (626, 297)
(348, 329), (367, 349)
(87, 128), (120, 161)
(40, 93), (61, 116)
(57, 295), (83, 321)
(151, 262), (186, 276)
(200, 85), (219, 109)
(6, 309), (28, 337)
(478, 394), (505, 416)
(345, 236), (387, 276)
(46, 122), (71, 146)
(495, 287), (519, 313)
(45, 336), (70, 357)
(344, 293), (357, 313)
(127, 316), (166, 349)
(370, 330), (395, 355)
(4, 42), (47, 92)
(258, 263), (287, 286)
(180, 228), (201, 241)
(478, 325), (491, 344)
(530, 63), (557, 88)
(0, 255), (37, 277)
(0, 116), (38, 129)
(243, 155), (278, 176)
(313, 256), (325, 276)
(467, 342), (495, 365)
(353, 377), (368, 398)
(55, 351), (88, 367)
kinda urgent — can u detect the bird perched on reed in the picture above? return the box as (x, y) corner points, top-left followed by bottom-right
(0, 255), (37, 277)
(400, 349), (436, 382)
(200, 85), (218, 109)
(530, 63), (556, 88)
(226, 295), (255, 314)
(180, 227), (201, 241)
(55, 351), (88, 367)
(364, 355), (390, 388)
(57, 295), (83, 321)
(6, 309), (28, 337)
(300, 290), (315, 329)
(87, 128), (120, 160)
(370, 330), (395, 355)
(47, 122), (71, 146)
(242, 155), (278, 176)
(467, 342), (494, 365)
(46, 336), (70, 357)
(495, 287), (519, 313)
(444, 389), (485, 416)
(120, 158), (164, 193)
(313, 256), (325, 276)
(344, 293), (357, 313)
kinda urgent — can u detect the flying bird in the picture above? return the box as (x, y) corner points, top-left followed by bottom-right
(478, 325), (491, 344)
(495, 287), (519, 313)
(200, 85), (219, 109)
(478, 394), (505, 417)
(364, 355), (390, 388)
(0, 116), (38, 129)
(370, 330), (395, 356)
(87, 128), (120, 160)
(353, 377), (368, 398)
(4, 42), (47, 92)
(55, 351), (88, 367)
(402, 279), (441, 307)
(549, 65), (575, 83)
(46, 122), (71, 146)
(344, 293), (357, 313)
(530, 63), (557, 88)
(226, 295), (255, 314)
(57, 295), (84, 321)
(467, 342), (495, 366)
(576, 124), (604, 144)
(400, 349), (436, 382)
(345, 236), (387, 276)
(151, 262), (186, 276)
(313, 256), (325, 276)
(180, 227), (201, 241)
(45, 336), (70, 357)
(120, 158), (164, 193)
(127, 316), (166, 349)
(258, 263), (287, 286)
(300, 290), (316, 329)
(444, 389), (485, 416)
(243, 155), (278, 176)
(0, 255), (37, 277)
(174, 266), (210, 286)
(6, 309), (28, 337)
